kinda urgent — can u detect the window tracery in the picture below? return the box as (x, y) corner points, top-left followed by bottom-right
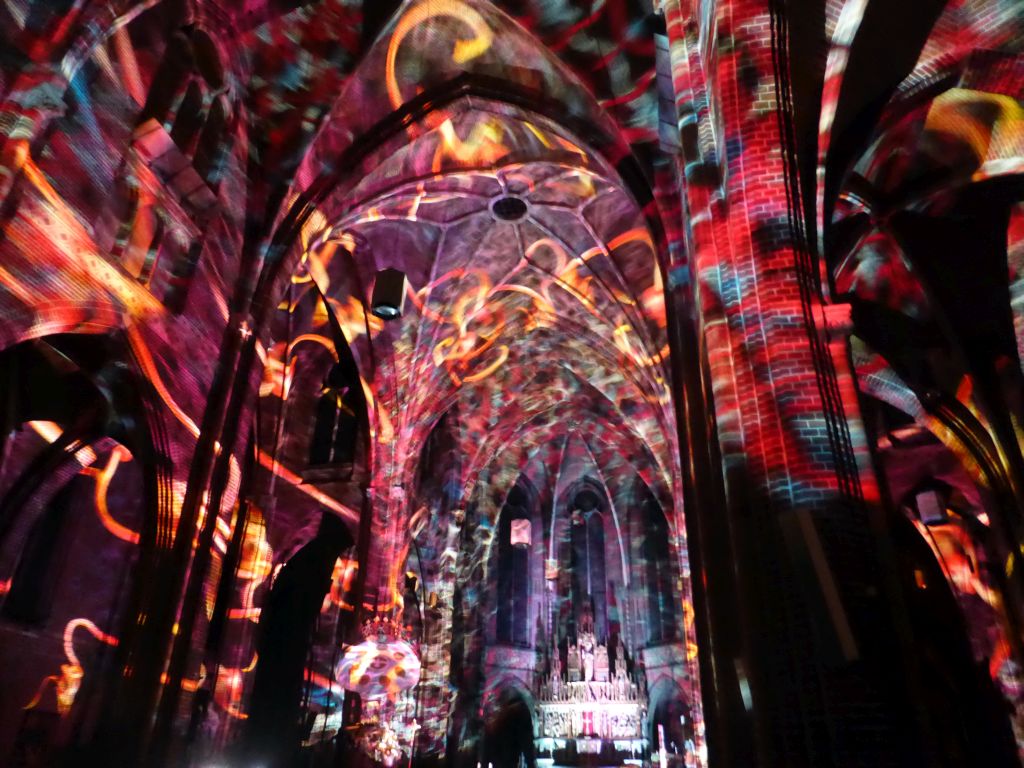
(496, 484), (532, 647)
(101, 25), (230, 311)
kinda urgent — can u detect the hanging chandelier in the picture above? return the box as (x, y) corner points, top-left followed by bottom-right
(336, 615), (421, 698)
(337, 614), (422, 766)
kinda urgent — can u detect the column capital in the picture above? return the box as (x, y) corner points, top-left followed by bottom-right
(816, 302), (854, 341)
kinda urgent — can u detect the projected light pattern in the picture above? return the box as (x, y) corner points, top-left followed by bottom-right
(24, 619), (118, 716)
(4, 0), (1019, 764)
(0, 422), (274, 728)
(0, 4), (279, 754)
(264, 117), (700, 758)
(244, 2), (703, 761)
(832, 86), (1024, 315)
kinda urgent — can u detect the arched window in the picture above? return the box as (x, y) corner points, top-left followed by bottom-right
(169, 80), (205, 150)
(649, 683), (694, 760)
(136, 27), (229, 185)
(194, 95), (229, 184)
(309, 363), (359, 470)
(642, 497), (677, 644)
(2, 476), (81, 625)
(125, 209), (163, 286)
(139, 31), (194, 128)
(112, 26), (231, 311)
(496, 486), (531, 647)
(569, 488), (608, 642)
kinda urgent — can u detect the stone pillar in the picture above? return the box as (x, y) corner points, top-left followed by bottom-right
(662, 0), (926, 764)
(817, 302), (881, 506)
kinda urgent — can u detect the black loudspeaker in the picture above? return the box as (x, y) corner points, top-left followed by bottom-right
(371, 268), (407, 320)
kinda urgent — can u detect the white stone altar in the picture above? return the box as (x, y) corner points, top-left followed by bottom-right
(536, 671), (646, 742)
(534, 620), (647, 759)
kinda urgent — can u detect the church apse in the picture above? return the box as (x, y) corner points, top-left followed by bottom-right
(476, 462), (696, 768)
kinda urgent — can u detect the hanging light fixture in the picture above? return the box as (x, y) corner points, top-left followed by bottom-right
(336, 615), (420, 698)
(338, 615), (422, 766)
(510, 518), (532, 547)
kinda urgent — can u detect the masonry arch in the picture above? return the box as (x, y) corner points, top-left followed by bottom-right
(482, 687), (536, 768)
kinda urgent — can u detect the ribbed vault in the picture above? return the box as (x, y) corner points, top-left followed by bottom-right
(291, 101), (678, 595)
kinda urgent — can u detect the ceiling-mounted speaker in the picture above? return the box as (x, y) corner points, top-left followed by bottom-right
(371, 268), (407, 320)
(915, 488), (947, 524)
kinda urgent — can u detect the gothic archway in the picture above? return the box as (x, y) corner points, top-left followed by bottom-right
(483, 689), (536, 768)
(648, 680), (694, 768)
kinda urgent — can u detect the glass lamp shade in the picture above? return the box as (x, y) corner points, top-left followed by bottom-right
(337, 639), (421, 697)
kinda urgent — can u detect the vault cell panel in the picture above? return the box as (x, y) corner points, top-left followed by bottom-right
(411, 195), (490, 225)
(525, 205), (596, 258)
(349, 219), (442, 291)
(527, 169), (610, 210)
